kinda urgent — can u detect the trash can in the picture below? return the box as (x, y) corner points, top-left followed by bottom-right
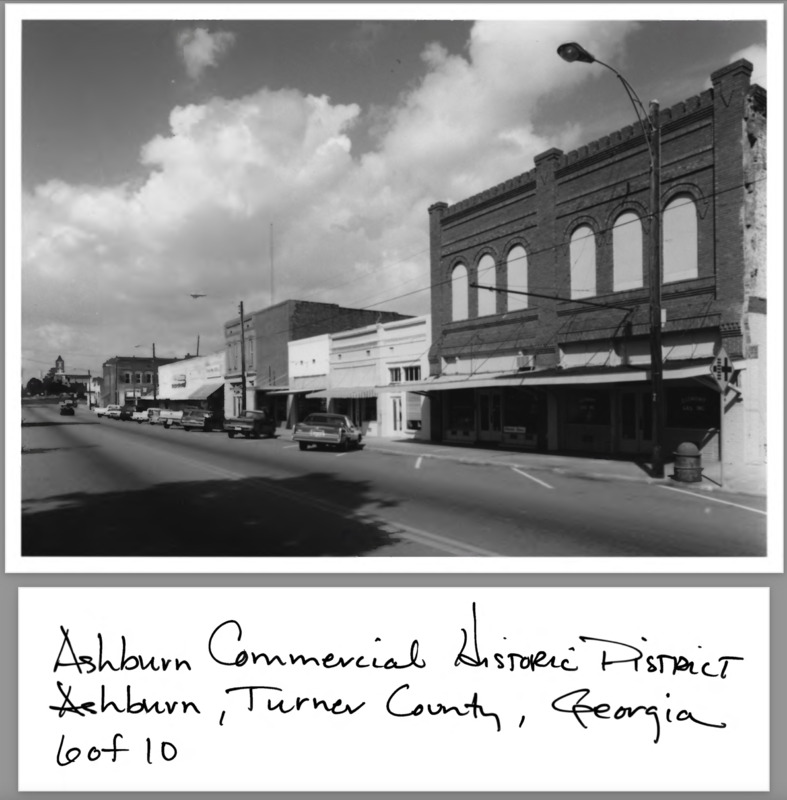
(672, 442), (702, 483)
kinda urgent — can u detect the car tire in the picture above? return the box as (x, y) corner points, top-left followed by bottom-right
(227, 431), (235, 438)
(298, 442), (307, 451)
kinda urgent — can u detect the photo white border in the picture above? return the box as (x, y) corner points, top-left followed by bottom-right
(7, 3), (783, 573)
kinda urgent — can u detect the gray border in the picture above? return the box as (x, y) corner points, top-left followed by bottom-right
(5, 4), (784, 797)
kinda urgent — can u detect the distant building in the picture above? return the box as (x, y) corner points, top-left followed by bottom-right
(223, 300), (411, 421)
(48, 355), (91, 395)
(101, 355), (179, 406)
(422, 59), (766, 491)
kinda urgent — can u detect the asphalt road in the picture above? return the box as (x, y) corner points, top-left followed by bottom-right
(20, 404), (767, 558)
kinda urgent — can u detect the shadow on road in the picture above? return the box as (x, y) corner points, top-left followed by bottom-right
(22, 471), (401, 558)
(22, 420), (100, 428)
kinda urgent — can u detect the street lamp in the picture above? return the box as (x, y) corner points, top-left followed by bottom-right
(558, 42), (665, 478)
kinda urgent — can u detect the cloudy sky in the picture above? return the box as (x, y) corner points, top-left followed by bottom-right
(12, 5), (770, 383)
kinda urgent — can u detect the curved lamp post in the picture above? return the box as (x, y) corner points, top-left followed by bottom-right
(558, 42), (665, 478)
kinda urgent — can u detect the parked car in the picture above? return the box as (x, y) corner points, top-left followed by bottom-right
(292, 413), (363, 451)
(224, 409), (276, 439)
(59, 403), (75, 416)
(147, 408), (163, 425)
(131, 410), (150, 423)
(93, 406), (110, 417)
(159, 409), (184, 429)
(105, 404), (126, 420)
(181, 409), (221, 432)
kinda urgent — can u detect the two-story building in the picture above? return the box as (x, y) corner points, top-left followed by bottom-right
(418, 59), (766, 491)
(101, 354), (179, 407)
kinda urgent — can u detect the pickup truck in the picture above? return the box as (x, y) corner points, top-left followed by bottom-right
(159, 409), (184, 429)
(224, 409), (276, 439)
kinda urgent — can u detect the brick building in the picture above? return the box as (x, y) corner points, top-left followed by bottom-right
(419, 59), (766, 490)
(101, 354), (180, 407)
(223, 300), (410, 422)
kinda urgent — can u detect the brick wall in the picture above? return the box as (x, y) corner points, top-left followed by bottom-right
(429, 59), (764, 372)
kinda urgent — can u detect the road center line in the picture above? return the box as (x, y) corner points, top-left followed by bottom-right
(512, 467), (554, 490)
(415, 457), (423, 469)
(660, 485), (766, 515)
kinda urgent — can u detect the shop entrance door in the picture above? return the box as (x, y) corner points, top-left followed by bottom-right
(478, 389), (503, 442)
(620, 390), (653, 454)
(391, 396), (403, 433)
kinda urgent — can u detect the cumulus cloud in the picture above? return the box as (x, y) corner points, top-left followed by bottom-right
(176, 27), (236, 81)
(22, 20), (641, 376)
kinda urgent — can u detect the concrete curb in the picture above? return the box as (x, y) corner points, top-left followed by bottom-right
(364, 443), (767, 498)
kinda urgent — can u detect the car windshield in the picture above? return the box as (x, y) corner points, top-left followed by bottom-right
(304, 414), (347, 428)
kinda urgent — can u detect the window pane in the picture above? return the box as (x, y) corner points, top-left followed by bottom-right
(507, 246), (528, 311)
(570, 226), (596, 299)
(477, 255), (496, 316)
(451, 264), (468, 321)
(663, 196), (698, 282)
(613, 212), (643, 291)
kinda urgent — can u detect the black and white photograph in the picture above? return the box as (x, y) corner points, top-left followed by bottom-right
(9, 4), (781, 568)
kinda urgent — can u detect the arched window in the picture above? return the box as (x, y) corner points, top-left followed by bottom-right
(663, 195), (698, 282)
(477, 254), (497, 317)
(507, 245), (528, 311)
(570, 225), (596, 299)
(612, 211), (643, 291)
(451, 263), (468, 321)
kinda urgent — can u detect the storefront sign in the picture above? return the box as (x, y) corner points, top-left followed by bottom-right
(172, 374), (187, 388)
(504, 426), (527, 433)
(205, 364), (222, 377)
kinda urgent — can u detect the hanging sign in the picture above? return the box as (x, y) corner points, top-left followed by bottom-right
(710, 348), (734, 391)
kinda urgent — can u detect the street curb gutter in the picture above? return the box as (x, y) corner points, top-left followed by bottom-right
(365, 444), (767, 498)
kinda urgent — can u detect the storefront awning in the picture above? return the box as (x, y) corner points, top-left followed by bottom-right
(186, 381), (224, 400)
(308, 386), (379, 399)
(403, 358), (718, 392)
(267, 387), (325, 396)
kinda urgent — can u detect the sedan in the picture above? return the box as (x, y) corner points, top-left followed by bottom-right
(292, 413), (363, 451)
(181, 409), (220, 432)
(59, 404), (75, 416)
(131, 410), (150, 423)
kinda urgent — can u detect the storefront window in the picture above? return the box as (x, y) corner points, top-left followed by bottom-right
(567, 391), (610, 425)
(666, 387), (719, 428)
(445, 390), (475, 431)
(505, 389), (539, 428)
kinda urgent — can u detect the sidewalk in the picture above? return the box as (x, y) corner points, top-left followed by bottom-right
(361, 436), (767, 498)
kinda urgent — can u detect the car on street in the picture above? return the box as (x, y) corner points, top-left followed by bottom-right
(181, 408), (221, 432)
(105, 405), (132, 421)
(224, 409), (276, 439)
(131, 410), (149, 423)
(93, 406), (110, 417)
(159, 409), (184, 428)
(59, 403), (75, 416)
(292, 413), (363, 451)
(146, 408), (163, 424)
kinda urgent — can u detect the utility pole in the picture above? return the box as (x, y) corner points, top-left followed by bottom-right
(648, 100), (665, 479)
(270, 223), (275, 306)
(239, 301), (247, 412)
(152, 343), (158, 404)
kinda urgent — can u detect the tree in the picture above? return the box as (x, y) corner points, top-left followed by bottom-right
(25, 377), (43, 396)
